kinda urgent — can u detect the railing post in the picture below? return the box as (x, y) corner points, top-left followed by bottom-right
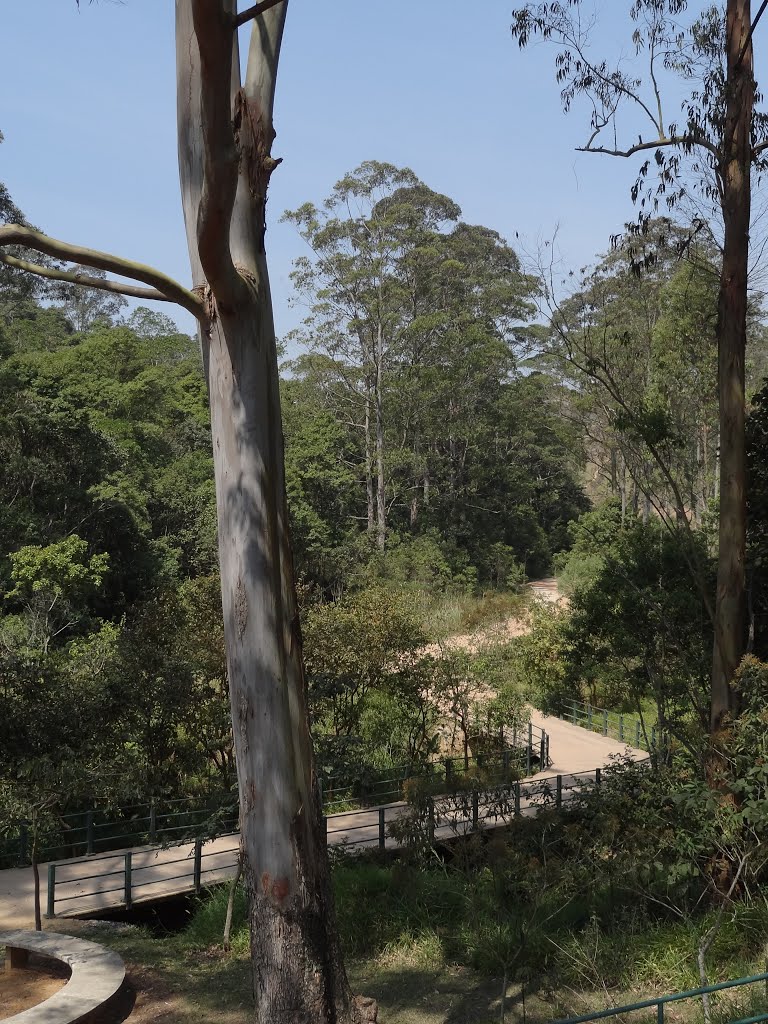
(619, 715), (625, 742)
(18, 822), (29, 867)
(323, 815), (328, 843)
(427, 798), (435, 844)
(595, 767), (601, 788)
(657, 1001), (664, 1024)
(46, 864), (56, 919)
(86, 810), (95, 856)
(378, 808), (386, 850)
(149, 799), (157, 844)
(194, 837), (203, 894)
(602, 710), (608, 736)
(445, 759), (452, 785)
(539, 733), (545, 767)
(124, 852), (132, 909)
(635, 721), (641, 747)
(587, 704), (593, 729)
(556, 775), (563, 809)
(502, 748), (510, 775)
(514, 782), (521, 818)
(527, 723), (533, 774)
(472, 790), (479, 831)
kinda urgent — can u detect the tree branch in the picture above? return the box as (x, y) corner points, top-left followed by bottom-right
(235, 0), (284, 29)
(578, 135), (720, 159)
(0, 225), (205, 320)
(737, 0), (768, 68)
(0, 253), (184, 307)
(190, 0), (244, 309)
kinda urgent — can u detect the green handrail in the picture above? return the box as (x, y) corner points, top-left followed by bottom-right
(552, 970), (768, 1024)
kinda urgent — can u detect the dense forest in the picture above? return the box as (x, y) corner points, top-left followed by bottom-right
(7, 69), (768, 1024)
(5, 146), (768, 827)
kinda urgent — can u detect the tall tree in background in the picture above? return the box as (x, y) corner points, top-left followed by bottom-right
(285, 162), (463, 550)
(511, 0), (768, 732)
(0, 2), (372, 1021)
(285, 163), (540, 554)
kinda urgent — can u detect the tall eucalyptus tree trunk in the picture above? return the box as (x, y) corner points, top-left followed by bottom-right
(711, 0), (753, 733)
(175, 3), (374, 1021)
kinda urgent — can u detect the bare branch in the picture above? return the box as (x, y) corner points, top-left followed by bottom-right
(578, 136), (719, 159)
(737, 0), (768, 68)
(0, 253), (184, 307)
(235, 0), (284, 29)
(0, 224), (205, 320)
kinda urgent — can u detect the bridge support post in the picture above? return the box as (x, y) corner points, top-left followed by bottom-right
(514, 782), (521, 818)
(46, 864), (56, 919)
(556, 775), (563, 809)
(86, 811), (95, 856)
(378, 808), (386, 850)
(472, 790), (479, 831)
(193, 837), (203, 894)
(124, 853), (132, 909)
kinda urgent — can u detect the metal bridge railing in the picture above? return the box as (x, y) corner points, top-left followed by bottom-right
(559, 699), (667, 753)
(552, 970), (768, 1024)
(6, 720), (549, 868)
(47, 758), (622, 920)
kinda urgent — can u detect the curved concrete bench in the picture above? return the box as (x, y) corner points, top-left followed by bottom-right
(1, 929), (125, 1024)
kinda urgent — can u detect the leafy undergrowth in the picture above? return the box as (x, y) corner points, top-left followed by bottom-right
(60, 863), (768, 1024)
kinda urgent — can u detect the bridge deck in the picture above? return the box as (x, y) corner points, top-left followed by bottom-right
(0, 712), (645, 929)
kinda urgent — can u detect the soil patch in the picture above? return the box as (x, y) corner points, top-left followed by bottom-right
(0, 952), (70, 1019)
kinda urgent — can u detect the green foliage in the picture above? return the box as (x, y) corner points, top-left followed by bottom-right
(284, 163), (587, 587)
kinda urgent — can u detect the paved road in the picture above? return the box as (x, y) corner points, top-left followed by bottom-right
(0, 712), (646, 930)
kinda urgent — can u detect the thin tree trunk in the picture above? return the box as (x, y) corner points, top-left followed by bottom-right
(223, 851), (243, 952)
(32, 853), (41, 932)
(375, 321), (386, 550)
(365, 391), (375, 537)
(711, 0), (753, 733)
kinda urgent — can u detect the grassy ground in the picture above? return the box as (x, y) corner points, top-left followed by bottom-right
(420, 589), (529, 643)
(54, 861), (768, 1024)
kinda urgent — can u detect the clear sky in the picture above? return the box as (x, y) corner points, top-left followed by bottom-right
(1, 1), (680, 339)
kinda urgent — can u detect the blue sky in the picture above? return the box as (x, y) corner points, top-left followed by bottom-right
(2, 1), (667, 339)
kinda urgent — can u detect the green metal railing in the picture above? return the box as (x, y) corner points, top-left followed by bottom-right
(1, 796), (238, 870)
(552, 970), (768, 1024)
(4, 720), (549, 870)
(559, 699), (666, 754)
(321, 719), (550, 811)
(46, 760), (614, 919)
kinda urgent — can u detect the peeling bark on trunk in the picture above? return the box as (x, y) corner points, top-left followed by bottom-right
(175, 3), (374, 1020)
(711, 0), (753, 733)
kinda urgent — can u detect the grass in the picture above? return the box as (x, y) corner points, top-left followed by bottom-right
(60, 861), (768, 1024)
(418, 589), (529, 643)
